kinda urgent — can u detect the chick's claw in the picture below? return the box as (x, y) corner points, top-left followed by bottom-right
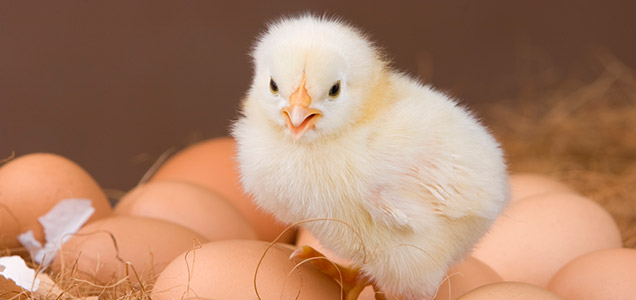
(290, 245), (386, 300)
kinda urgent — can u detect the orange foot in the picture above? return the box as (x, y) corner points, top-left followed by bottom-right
(290, 245), (386, 300)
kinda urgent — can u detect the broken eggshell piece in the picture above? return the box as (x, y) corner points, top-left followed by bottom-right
(18, 198), (95, 267)
(0, 255), (40, 292)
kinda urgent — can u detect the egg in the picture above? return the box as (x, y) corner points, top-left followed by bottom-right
(295, 226), (350, 265)
(296, 227), (382, 299)
(471, 193), (622, 287)
(297, 227), (502, 300)
(457, 282), (562, 300)
(0, 153), (112, 249)
(114, 180), (256, 241)
(547, 248), (636, 300)
(150, 137), (295, 243)
(509, 173), (575, 202)
(52, 215), (207, 284)
(152, 240), (341, 300)
(434, 256), (503, 300)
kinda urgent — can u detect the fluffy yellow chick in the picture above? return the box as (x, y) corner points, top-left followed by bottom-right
(232, 15), (509, 300)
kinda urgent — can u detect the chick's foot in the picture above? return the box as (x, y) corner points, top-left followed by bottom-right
(290, 245), (387, 300)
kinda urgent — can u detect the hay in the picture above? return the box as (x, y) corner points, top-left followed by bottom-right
(479, 51), (636, 248)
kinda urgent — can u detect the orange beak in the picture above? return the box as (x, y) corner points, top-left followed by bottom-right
(281, 75), (322, 140)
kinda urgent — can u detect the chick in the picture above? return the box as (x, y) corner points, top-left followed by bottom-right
(232, 15), (509, 300)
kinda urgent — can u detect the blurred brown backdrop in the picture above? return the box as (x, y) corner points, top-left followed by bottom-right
(2, 0), (635, 193)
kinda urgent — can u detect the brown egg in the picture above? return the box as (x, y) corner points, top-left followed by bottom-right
(295, 226), (350, 265)
(297, 228), (501, 300)
(547, 248), (636, 300)
(152, 240), (341, 300)
(52, 215), (207, 284)
(150, 137), (295, 243)
(0, 153), (112, 249)
(457, 282), (562, 300)
(471, 193), (622, 287)
(509, 173), (575, 202)
(359, 257), (503, 300)
(114, 180), (257, 241)
(434, 256), (503, 300)
(294, 227), (380, 300)
(296, 227), (382, 300)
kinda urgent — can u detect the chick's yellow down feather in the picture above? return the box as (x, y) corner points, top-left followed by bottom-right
(232, 15), (509, 299)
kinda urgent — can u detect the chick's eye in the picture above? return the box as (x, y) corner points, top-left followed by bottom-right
(269, 78), (279, 94)
(328, 81), (341, 98)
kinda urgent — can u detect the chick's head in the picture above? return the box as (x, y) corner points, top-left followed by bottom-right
(248, 15), (386, 141)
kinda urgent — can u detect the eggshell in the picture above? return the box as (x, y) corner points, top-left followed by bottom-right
(547, 248), (636, 300)
(52, 215), (207, 283)
(434, 256), (503, 300)
(471, 193), (622, 287)
(457, 282), (561, 300)
(114, 180), (257, 241)
(149, 137), (295, 243)
(0, 278), (26, 300)
(509, 173), (575, 202)
(0, 256), (36, 300)
(152, 240), (341, 300)
(0, 153), (112, 249)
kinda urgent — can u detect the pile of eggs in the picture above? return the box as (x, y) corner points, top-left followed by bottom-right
(1, 137), (635, 299)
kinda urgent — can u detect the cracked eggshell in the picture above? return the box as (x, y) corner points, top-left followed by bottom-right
(115, 180), (257, 241)
(0, 256), (38, 300)
(0, 153), (112, 249)
(52, 215), (207, 284)
(152, 240), (341, 300)
(149, 137), (295, 243)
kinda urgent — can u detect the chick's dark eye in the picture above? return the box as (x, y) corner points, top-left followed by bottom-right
(269, 78), (279, 94)
(328, 80), (341, 98)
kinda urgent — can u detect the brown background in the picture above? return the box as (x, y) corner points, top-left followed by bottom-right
(2, 1), (635, 193)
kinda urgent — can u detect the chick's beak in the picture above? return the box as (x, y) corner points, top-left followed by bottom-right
(282, 75), (322, 140)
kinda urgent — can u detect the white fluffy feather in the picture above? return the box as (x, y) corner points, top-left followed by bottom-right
(233, 15), (509, 299)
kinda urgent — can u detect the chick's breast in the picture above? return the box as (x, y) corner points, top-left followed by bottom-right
(233, 103), (376, 224)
